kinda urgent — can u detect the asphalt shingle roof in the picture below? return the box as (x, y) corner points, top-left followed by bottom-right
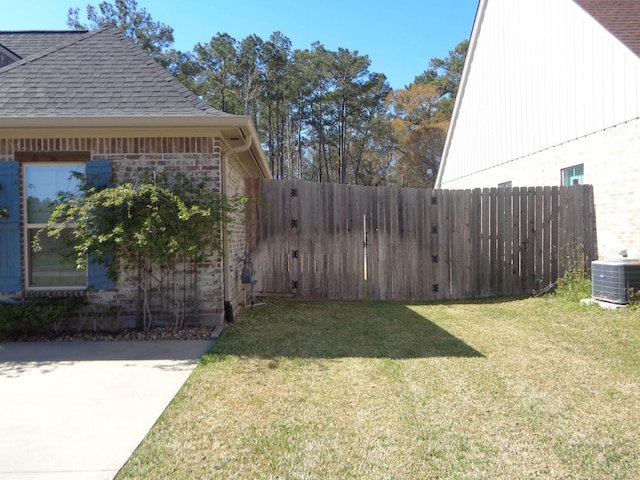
(0, 31), (88, 59)
(0, 26), (229, 117)
(574, 0), (640, 57)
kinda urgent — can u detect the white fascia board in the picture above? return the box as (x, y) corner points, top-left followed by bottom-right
(435, 0), (488, 188)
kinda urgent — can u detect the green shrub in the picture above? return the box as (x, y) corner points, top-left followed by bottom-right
(0, 303), (23, 336)
(0, 297), (88, 338)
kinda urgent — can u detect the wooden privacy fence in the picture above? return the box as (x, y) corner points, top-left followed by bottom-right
(245, 179), (597, 301)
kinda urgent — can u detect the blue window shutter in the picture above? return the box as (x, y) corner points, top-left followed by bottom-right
(86, 160), (114, 290)
(0, 161), (21, 292)
(86, 159), (113, 188)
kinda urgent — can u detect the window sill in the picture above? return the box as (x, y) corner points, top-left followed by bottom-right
(24, 289), (88, 300)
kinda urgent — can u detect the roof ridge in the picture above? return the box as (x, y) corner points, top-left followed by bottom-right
(105, 26), (227, 114)
(101, 26), (224, 115)
(0, 30), (88, 34)
(0, 28), (104, 74)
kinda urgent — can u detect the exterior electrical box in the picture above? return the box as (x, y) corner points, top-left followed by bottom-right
(591, 259), (640, 304)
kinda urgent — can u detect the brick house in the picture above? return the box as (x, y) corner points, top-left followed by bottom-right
(435, 0), (640, 259)
(0, 26), (271, 328)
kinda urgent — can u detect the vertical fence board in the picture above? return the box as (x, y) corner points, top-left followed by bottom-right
(415, 189), (428, 299)
(388, 186), (397, 300)
(399, 188), (407, 300)
(498, 188), (507, 294)
(534, 186), (544, 290)
(489, 187), (499, 295)
(297, 182), (305, 296)
(366, 185), (379, 300)
(463, 189), (474, 297)
(480, 188), (491, 296)
(572, 185), (583, 269)
(526, 187), (537, 292)
(450, 189), (472, 298)
(583, 185), (597, 270)
(517, 187), (527, 292)
(438, 190), (449, 298)
(542, 186), (553, 287)
(558, 187), (567, 275)
(509, 189), (519, 295)
(435, 189), (449, 300)
(471, 188), (482, 296)
(448, 190), (459, 298)
(429, 190), (440, 300)
(550, 186), (560, 283)
(380, 186), (391, 299)
(353, 184), (362, 300)
(350, 184), (364, 299)
(337, 184), (349, 298)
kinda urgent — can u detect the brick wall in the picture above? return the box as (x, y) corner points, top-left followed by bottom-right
(441, 118), (640, 259)
(0, 135), (230, 327)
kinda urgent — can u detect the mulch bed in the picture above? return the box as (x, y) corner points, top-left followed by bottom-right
(2, 325), (213, 342)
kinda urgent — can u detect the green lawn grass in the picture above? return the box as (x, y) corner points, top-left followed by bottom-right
(117, 295), (640, 479)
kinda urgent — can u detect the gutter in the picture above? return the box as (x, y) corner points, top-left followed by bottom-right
(220, 135), (253, 323)
(0, 114), (254, 129)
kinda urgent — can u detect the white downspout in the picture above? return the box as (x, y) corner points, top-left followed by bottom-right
(220, 135), (253, 323)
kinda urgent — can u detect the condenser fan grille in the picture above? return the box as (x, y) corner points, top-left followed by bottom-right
(591, 259), (640, 304)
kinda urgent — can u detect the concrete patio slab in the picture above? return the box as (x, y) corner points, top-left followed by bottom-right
(0, 340), (214, 480)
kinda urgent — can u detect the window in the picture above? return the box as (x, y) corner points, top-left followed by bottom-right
(24, 163), (86, 288)
(498, 181), (512, 188)
(0, 158), (113, 293)
(562, 164), (584, 186)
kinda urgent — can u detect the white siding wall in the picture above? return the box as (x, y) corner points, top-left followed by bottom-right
(440, 0), (640, 185)
(442, 118), (640, 259)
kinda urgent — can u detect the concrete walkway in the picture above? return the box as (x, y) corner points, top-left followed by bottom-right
(0, 340), (214, 480)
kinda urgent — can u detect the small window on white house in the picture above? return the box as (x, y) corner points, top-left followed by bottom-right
(498, 181), (512, 188)
(24, 163), (86, 288)
(562, 164), (584, 186)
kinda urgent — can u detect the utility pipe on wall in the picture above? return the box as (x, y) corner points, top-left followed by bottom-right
(220, 135), (253, 323)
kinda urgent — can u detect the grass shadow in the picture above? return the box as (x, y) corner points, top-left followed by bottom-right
(206, 298), (484, 360)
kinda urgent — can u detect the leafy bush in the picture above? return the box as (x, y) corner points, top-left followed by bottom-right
(37, 170), (245, 278)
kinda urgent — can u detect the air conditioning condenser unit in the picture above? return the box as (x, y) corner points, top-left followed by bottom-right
(591, 259), (640, 304)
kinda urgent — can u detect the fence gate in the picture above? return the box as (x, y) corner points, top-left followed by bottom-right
(245, 179), (597, 301)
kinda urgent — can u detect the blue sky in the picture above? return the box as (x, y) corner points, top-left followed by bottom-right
(1, 0), (479, 90)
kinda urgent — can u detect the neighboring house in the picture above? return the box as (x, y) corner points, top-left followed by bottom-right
(0, 26), (271, 327)
(436, 0), (640, 259)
